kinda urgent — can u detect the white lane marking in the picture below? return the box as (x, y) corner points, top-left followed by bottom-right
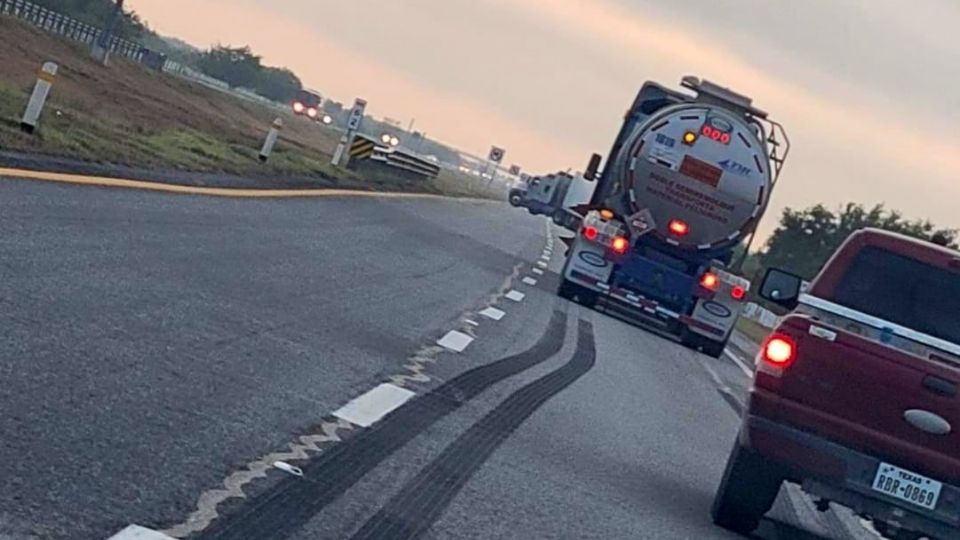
(465, 319), (479, 327)
(522, 277), (537, 286)
(540, 254), (551, 261)
(532, 268), (544, 275)
(723, 349), (754, 379)
(436, 330), (475, 352)
(108, 525), (176, 540)
(505, 290), (526, 302)
(536, 261), (548, 268)
(333, 383), (416, 428)
(479, 307), (506, 320)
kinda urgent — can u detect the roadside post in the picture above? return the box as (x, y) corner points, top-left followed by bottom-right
(91, 0), (124, 65)
(332, 98), (367, 167)
(20, 61), (58, 134)
(259, 117), (283, 162)
(486, 146), (505, 186)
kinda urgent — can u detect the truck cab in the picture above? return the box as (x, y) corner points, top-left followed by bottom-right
(713, 228), (960, 540)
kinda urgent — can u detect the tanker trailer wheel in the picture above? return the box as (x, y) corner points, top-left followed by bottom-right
(701, 337), (729, 358)
(558, 279), (598, 307)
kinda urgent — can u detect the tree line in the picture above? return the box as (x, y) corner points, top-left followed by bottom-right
(30, 0), (306, 103)
(744, 202), (957, 281)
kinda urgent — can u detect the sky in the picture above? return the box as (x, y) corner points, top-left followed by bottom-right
(128, 0), (960, 240)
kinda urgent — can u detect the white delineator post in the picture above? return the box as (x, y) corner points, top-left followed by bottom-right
(332, 97), (367, 167)
(259, 117), (283, 162)
(21, 62), (59, 135)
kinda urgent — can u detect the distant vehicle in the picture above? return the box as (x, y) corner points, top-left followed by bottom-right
(713, 229), (960, 540)
(557, 76), (789, 357)
(507, 171), (594, 230)
(292, 90), (322, 120)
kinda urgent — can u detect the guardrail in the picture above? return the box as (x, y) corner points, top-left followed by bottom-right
(371, 147), (441, 178)
(0, 0), (145, 61)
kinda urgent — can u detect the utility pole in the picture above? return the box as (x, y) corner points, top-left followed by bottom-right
(92, 0), (124, 65)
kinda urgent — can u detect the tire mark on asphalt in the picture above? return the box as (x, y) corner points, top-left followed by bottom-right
(348, 319), (596, 540)
(195, 309), (569, 540)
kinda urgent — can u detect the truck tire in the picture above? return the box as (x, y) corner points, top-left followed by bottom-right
(509, 192), (523, 206)
(711, 443), (784, 535)
(557, 279), (598, 307)
(552, 211), (564, 226)
(701, 337), (728, 358)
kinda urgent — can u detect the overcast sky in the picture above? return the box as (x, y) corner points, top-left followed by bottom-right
(130, 0), (959, 239)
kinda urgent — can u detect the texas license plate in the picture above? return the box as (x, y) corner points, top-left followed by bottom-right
(871, 462), (942, 511)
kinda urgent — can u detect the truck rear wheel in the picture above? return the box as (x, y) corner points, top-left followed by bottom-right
(711, 443), (784, 535)
(557, 279), (598, 307)
(701, 337), (728, 358)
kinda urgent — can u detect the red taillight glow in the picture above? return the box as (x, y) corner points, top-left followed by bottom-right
(700, 272), (719, 291)
(731, 286), (746, 300)
(668, 219), (689, 236)
(611, 236), (629, 254)
(583, 226), (598, 241)
(293, 102), (305, 113)
(763, 335), (796, 367)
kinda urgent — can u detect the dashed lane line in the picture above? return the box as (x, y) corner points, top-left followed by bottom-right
(108, 525), (175, 540)
(333, 384), (417, 428)
(436, 330), (475, 352)
(479, 307), (506, 321)
(532, 268), (544, 275)
(536, 261), (548, 268)
(522, 277), (538, 286)
(505, 290), (525, 302)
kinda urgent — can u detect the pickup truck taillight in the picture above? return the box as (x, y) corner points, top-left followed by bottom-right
(757, 333), (797, 379)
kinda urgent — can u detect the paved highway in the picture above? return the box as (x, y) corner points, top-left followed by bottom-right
(0, 177), (876, 539)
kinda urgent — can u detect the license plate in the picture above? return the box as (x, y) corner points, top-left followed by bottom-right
(871, 462), (942, 511)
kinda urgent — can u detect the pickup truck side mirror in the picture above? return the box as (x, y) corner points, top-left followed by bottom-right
(759, 268), (803, 309)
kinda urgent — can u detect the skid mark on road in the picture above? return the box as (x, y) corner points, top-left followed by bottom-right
(348, 319), (595, 540)
(162, 418), (353, 538)
(157, 233), (552, 538)
(196, 311), (570, 540)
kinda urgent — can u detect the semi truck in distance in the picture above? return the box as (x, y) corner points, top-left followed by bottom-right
(508, 170), (595, 230)
(558, 76), (789, 356)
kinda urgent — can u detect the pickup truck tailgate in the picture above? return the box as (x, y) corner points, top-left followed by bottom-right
(772, 315), (960, 484)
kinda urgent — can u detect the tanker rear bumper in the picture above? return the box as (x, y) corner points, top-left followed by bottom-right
(566, 270), (728, 338)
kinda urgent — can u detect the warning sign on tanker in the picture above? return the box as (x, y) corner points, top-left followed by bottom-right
(646, 172), (735, 225)
(679, 155), (722, 188)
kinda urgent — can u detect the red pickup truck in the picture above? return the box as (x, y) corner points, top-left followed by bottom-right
(712, 228), (959, 540)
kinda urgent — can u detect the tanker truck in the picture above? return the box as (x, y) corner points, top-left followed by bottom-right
(558, 76), (789, 357)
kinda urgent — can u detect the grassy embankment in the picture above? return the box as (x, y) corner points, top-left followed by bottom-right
(0, 15), (493, 197)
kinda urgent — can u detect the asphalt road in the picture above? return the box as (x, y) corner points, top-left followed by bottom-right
(0, 177), (877, 540)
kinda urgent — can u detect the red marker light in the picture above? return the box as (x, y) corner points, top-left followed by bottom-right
(668, 219), (689, 236)
(763, 335), (796, 367)
(731, 286), (746, 300)
(583, 226), (598, 241)
(611, 236), (629, 254)
(700, 272), (719, 291)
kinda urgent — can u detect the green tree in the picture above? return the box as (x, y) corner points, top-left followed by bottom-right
(254, 67), (302, 103)
(197, 45), (263, 89)
(758, 203), (957, 280)
(31, 0), (147, 39)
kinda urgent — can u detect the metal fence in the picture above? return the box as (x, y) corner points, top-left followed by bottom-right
(0, 0), (145, 61)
